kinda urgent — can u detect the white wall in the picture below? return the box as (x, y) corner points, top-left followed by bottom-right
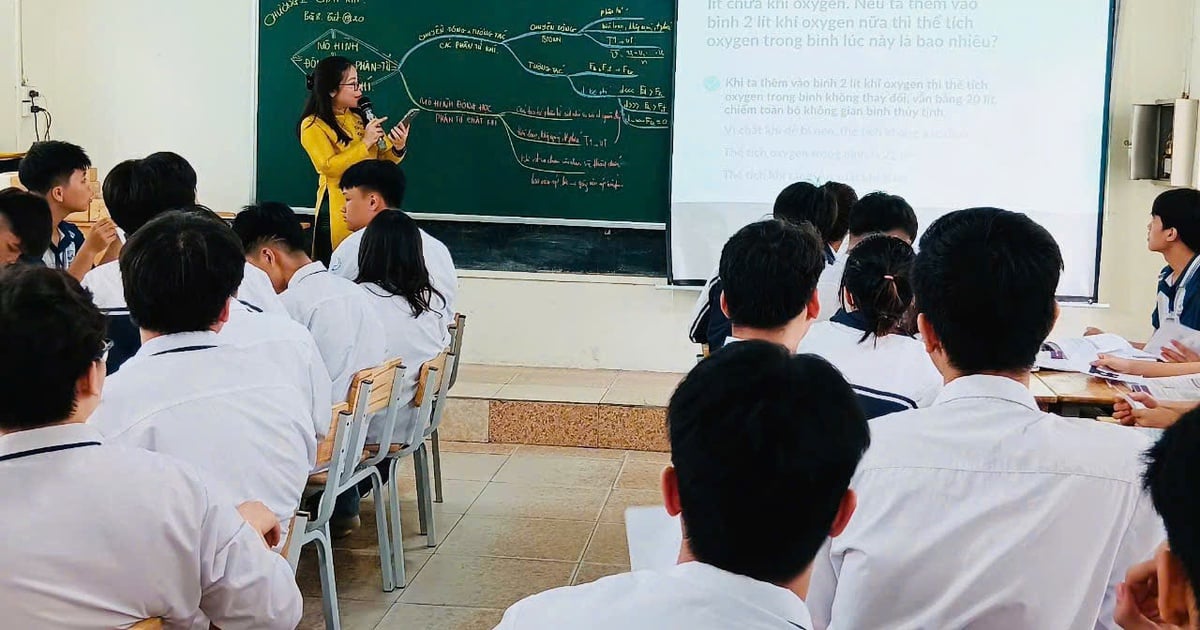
(0, 0), (1196, 373)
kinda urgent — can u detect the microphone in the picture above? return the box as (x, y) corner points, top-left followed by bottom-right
(357, 97), (389, 151)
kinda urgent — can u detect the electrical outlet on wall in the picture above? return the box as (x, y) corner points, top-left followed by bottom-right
(17, 85), (42, 118)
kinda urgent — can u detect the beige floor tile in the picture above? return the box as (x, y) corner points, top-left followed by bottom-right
(514, 444), (626, 460)
(599, 487), (664, 523)
(510, 366), (621, 388)
(573, 563), (631, 585)
(439, 399), (490, 441)
(468, 482), (610, 521)
(437, 515), (596, 561)
(600, 386), (673, 407)
(397, 506), (465, 552)
(583, 523), (631, 565)
(297, 547), (402, 603)
(392, 476), (487, 515)
(495, 383), (608, 404)
(438, 452), (511, 481)
(457, 364), (520, 384)
(611, 370), (686, 389)
(625, 450), (671, 463)
(379, 604), (503, 630)
(448, 382), (504, 399)
(493, 455), (622, 488)
(616, 459), (668, 489)
(298, 596), (392, 630)
(441, 441), (518, 455)
(399, 555), (575, 608)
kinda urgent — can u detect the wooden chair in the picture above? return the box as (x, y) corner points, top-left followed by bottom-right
(130, 620), (162, 630)
(429, 313), (467, 503)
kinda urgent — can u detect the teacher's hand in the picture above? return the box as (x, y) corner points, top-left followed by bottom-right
(389, 123), (409, 151)
(363, 116), (388, 147)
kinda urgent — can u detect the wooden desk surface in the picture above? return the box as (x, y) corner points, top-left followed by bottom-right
(1035, 370), (1120, 406)
(1028, 374), (1058, 406)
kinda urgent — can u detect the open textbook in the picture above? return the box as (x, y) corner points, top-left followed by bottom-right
(1037, 334), (1160, 374)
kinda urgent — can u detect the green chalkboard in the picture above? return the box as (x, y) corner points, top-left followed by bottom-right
(256, 0), (676, 224)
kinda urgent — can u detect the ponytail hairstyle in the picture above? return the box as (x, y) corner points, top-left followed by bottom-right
(299, 56), (356, 146)
(356, 210), (446, 318)
(840, 234), (915, 342)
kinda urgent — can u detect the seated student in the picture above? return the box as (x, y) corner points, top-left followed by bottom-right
(815, 192), (918, 320)
(17, 140), (118, 279)
(0, 188), (52, 266)
(233, 202), (387, 403)
(799, 235), (941, 418)
(89, 212), (319, 537)
(808, 207), (1165, 629)
(690, 182), (837, 351)
(329, 159), (457, 320)
(822, 181), (858, 254)
(0, 265), (301, 628)
(719, 219), (826, 353)
(497, 341), (870, 629)
(1114, 409), (1200, 629)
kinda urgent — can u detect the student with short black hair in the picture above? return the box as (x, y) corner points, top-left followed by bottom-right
(329, 159), (457, 320)
(89, 211), (321, 541)
(809, 208), (1164, 629)
(800, 235), (941, 418)
(690, 182), (837, 351)
(0, 264), (302, 628)
(18, 140), (118, 279)
(1114, 409), (1200, 629)
(815, 192), (919, 322)
(718, 219), (826, 353)
(0, 187), (52, 266)
(498, 340), (870, 629)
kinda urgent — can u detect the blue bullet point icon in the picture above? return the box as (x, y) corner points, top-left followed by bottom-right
(704, 76), (721, 92)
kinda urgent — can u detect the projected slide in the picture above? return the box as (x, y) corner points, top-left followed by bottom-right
(670, 0), (1114, 297)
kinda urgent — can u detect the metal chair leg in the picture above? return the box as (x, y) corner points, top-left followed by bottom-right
(387, 457), (407, 588)
(370, 472), (395, 592)
(313, 526), (341, 630)
(431, 430), (444, 504)
(415, 443), (438, 547)
(414, 447), (429, 536)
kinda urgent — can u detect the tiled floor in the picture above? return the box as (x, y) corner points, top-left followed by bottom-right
(450, 364), (685, 407)
(295, 441), (670, 630)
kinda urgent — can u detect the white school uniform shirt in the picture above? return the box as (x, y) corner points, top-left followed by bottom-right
(281, 261), (388, 401)
(329, 227), (459, 321)
(814, 249), (848, 323)
(497, 562), (814, 630)
(360, 282), (451, 443)
(798, 309), (941, 418)
(238, 261), (286, 313)
(0, 423), (302, 629)
(221, 300), (334, 440)
(90, 331), (318, 533)
(808, 375), (1164, 630)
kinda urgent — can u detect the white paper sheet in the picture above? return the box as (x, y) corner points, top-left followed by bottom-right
(624, 506), (681, 572)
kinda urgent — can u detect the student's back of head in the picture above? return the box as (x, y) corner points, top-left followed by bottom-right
(913, 208), (1062, 374)
(1142, 409), (1200, 626)
(669, 340), (869, 584)
(823, 181), (859, 246)
(841, 234), (916, 341)
(0, 265), (106, 431)
(357, 209), (443, 316)
(121, 211), (245, 335)
(719, 219), (825, 331)
(848, 192), (919, 242)
(0, 188), (52, 264)
(17, 140), (91, 196)
(1151, 188), (1200, 254)
(774, 182), (838, 244)
(341, 159), (407, 208)
(232, 202), (308, 255)
(103, 153), (199, 236)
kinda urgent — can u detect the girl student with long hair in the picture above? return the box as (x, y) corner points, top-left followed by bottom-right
(798, 234), (943, 418)
(299, 56), (410, 263)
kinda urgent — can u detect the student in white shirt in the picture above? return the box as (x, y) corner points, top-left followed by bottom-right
(1114, 410), (1200, 629)
(814, 192), (918, 323)
(498, 340), (870, 629)
(809, 207), (1165, 630)
(90, 212), (319, 538)
(0, 264), (301, 629)
(717, 219), (827, 353)
(329, 159), (457, 320)
(690, 182), (838, 351)
(800, 235), (941, 418)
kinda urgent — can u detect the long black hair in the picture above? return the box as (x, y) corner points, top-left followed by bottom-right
(356, 210), (445, 318)
(299, 56), (356, 146)
(840, 234), (915, 342)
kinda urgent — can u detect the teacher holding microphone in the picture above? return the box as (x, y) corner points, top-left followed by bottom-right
(299, 56), (409, 263)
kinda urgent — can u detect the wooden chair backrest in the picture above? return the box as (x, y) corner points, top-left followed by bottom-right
(315, 402), (351, 468)
(413, 351), (450, 406)
(130, 619), (163, 630)
(346, 357), (404, 415)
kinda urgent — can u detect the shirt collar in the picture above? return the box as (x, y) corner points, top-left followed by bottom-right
(288, 261), (328, 289)
(932, 374), (1039, 412)
(725, 336), (744, 346)
(0, 423), (104, 458)
(136, 331), (223, 358)
(830, 308), (871, 333)
(823, 243), (836, 265)
(669, 562), (813, 629)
